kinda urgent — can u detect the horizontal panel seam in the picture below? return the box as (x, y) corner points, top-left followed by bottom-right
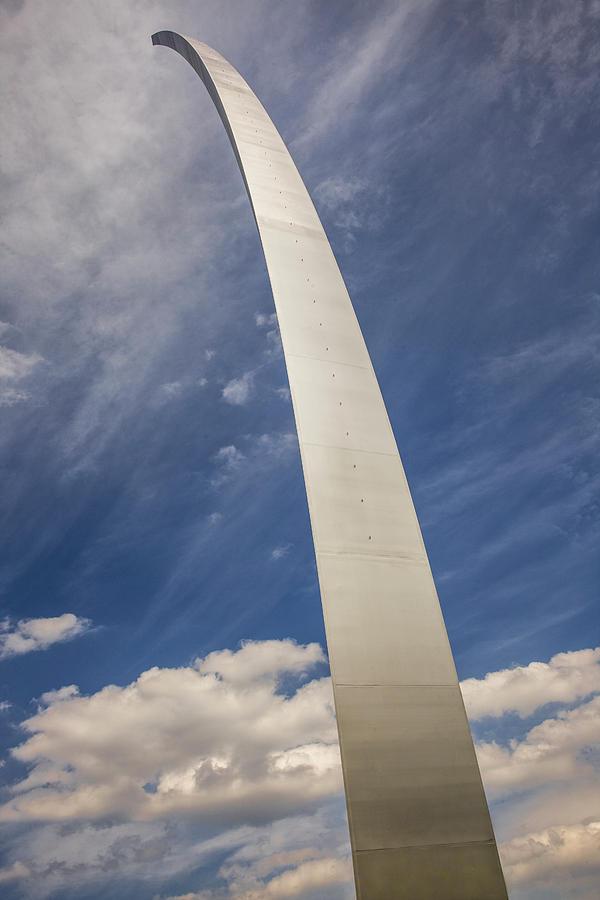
(287, 352), (371, 371)
(317, 549), (427, 562)
(258, 221), (326, 237)
(354, 838), (498, 854)
(302, 441), (398, 458)
(335, 682), (458, 687)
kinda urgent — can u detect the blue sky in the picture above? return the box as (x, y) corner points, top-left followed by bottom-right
(0, 0), (599, 897)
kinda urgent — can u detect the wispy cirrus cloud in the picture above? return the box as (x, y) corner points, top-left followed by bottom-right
(0, 345), (42, 406)
(0, 347), (41, 381)
(292, 0), (422, 151)
(271, 544), (292, 561)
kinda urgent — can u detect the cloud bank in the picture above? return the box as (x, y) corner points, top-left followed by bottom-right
(1, 640), (598, 898)
(464, 647), (600, 896)
(476, 695), (600, 796)
(160, 853), (353, 900)
(1, 640), (340, 825)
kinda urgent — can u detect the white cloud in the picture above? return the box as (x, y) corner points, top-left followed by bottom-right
(482, 328), (599, 388)
(210, 434), (296, 490)
(249, 847), (332, 880)
(157, 837), (353, 900)
(158, 381), (185, 399)
(0, 386), (31, 406)
(215, 445), (245, 467)
(155, 378), (208, 405)
(252, 433), (296, 459)
(39, 685), (79, 705)
(271, 545), (292, 561)
(1, 640), (340, 825)
(208, 512), (224, 527)
(255, 313), (277, 329)
(3, 639), (599, 897)
(157, 855), (351, 900)
(0, 346), (41, 381)
(0, 861), (30, 883)
(198, 639), (324, 684)
(0, 614), (91, 660)
(264, 328), (283, 358)
(463, 646), (600, 896)
(211, 444), (246, 487)
(231, 855), (353, 899)
(11, 807), (352, 900)
(0, 0), (265, 475)
(251, 311), (282, 357)
(160, 893), (212, 900)
(0, 345), (41, 406)
(222, 372), (254, 405)
(314, 176), (365, 210)
(461, 646), (600, 719)
(501, 820), (600, 885)
(313, 176), (369, 236)
(476, 694), (600, 796)
(295, 0), (421, 149)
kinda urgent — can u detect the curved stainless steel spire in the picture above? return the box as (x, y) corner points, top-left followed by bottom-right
(152, 31), (508, 899)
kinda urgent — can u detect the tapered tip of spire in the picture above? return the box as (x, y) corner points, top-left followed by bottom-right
(151, 31), (178, 49)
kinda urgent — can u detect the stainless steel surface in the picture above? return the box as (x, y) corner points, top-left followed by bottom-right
(356, 844), (508, 899)
(152, 31), (508, 898)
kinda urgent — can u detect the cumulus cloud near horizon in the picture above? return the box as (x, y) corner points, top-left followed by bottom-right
(460, 646), (600, 893)
(1, 639), (340, 825)
(0, 861), (31, 884)
(158, 852), (353, 900)
(461, 646), (600, 719)
(0, 613), (91, 660)
(501, 820), (600, 886)
(2, 640), (599, 898)
(475, 694), (600, 796)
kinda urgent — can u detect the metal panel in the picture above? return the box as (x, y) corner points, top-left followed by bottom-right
(335, 684), (494, 849)
(316, 554), (457, 686)
(152, 31), (508, 898)
(302, 444), (424, 558)
(355, 844), (508, 900)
